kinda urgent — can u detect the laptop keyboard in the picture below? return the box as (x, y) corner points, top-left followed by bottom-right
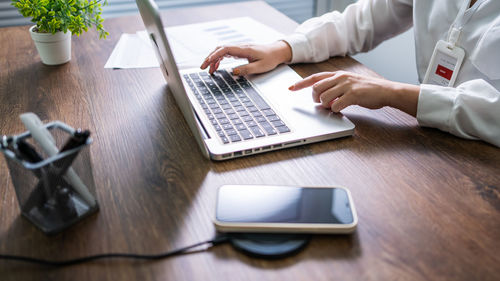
(183, 70), (290, 144)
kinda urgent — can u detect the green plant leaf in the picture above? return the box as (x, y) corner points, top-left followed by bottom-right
(12, 0), (108, 38)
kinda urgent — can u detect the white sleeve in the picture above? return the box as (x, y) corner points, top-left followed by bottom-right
(284, 0), (413, 63)
(417, 80), (500, 147)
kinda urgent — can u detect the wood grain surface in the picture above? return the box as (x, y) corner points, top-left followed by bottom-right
(0, 1), (499, 280)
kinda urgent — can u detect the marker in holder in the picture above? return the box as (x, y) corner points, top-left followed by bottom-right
(1, 121), (98, 234)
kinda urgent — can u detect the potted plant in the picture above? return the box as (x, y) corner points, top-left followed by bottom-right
(12, 0), (109, 65)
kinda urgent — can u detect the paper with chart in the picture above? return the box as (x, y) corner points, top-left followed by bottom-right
(104, 17), (285, 69)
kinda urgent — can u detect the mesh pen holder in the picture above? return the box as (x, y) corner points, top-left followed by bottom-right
(1, 121), (99, 234)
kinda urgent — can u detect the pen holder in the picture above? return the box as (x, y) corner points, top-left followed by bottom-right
(1, 121), (99, 234)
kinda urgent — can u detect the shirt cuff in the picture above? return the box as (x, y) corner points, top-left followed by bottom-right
(416, 84), (459, 133)
(282, 33), (310, 64)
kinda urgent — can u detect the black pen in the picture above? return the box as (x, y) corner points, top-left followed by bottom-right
(2, 135), (44, 164)
(14, 138), (52, 201)
(55, 129), (91, 173)
(51, 129), (91, 189)
(60, 129), (91, 153)
(16, 139), (44, 163)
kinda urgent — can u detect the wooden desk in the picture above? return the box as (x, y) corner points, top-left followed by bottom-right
(1, 1), (499, 280)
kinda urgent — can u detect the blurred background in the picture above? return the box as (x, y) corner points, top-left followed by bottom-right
(0, 0), (418, 84)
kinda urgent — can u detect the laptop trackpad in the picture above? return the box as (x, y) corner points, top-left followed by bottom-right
(250, 65), (354, 134)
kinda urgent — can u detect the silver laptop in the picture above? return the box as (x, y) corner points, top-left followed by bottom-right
(135, 0), (354, 160)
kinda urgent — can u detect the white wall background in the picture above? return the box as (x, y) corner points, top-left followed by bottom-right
(353, 28), (418, 84)
(324, 0), (419, 85)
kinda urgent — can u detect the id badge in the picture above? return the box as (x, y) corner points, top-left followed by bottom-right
(423, 40), (465, 87)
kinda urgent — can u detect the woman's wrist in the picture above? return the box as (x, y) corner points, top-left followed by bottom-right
(386, 82), (420, 117)
(272, 40), (293, 64)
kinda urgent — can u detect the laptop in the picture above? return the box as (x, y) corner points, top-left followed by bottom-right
(135, 0), (354, 160)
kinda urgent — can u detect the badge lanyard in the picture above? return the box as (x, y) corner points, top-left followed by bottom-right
(423, 0), (484, 87)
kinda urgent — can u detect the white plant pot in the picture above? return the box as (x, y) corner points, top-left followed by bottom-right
(29, 25), (71, 65)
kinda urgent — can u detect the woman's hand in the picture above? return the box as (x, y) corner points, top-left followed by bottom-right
(200, 40), (292, 75)
(289, 71), (420, 117)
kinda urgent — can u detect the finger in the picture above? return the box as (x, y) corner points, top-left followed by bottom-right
(208, 57), (223, 74)
(318, 82), (350, 108)
(311, 76), (342, 103)
(314, 72), (354, 102)
(201, 46), (223, 69)
(331, 93), (353, 113)
(214, 60), (221, 72)
(288, 72), (335, 91)
(201, 46), (254, 70)
(233, 60), (268, 76)
(208, 61), (216, 74)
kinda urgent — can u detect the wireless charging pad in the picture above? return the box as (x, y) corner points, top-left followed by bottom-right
(227, 233), (311, 259)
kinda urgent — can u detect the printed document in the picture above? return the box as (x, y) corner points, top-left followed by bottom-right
(104, 17), (284, 69)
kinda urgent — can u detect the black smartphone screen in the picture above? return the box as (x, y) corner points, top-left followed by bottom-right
(216, 186), (354, 224)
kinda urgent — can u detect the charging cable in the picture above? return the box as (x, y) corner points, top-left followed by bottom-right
(0, 235), (229, 266)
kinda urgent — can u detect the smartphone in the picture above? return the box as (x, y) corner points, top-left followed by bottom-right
(214, 185), (358, 234)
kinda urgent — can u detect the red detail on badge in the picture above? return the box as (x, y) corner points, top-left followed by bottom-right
(436, 64), (453, 80)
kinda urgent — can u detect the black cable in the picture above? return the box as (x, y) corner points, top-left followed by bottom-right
(0, 235), (229, 266)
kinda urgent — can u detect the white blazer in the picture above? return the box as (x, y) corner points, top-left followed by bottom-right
(284, 0), (500, 147)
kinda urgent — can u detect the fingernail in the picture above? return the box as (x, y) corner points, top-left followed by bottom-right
(233, 69), (240, 75)
(288, 85), (295, 90)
